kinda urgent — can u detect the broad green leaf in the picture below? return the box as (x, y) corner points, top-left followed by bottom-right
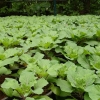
(55, 47), (63, 53)
(38, 96), (53, 100)
(37, 59), (50, 69)
(77, 55), (90, 69)
(50, 84), (71, 97)
(64, 41), (77, 57)
(84, 93), (92, 100)
(0, 67), (11, 75)
(33, 88), (43, 94)
(96, 29), (100, 37)
(34, 52), (44, 61)
(27, 63), (48, 78)
(84, 45), (95, 54)
(26, 97), (35, 100)
(89, 55), (100, 70)
(0, 56), (19, 67)
(0, 46), (4, 52)
(48, 30), (58, 40)
(33, 95), (51, 100)
(2, 88), (13, 97)
(0, 54), (5, 60)
(85, 85), (100, 100)
(37, 98), (46, 100)
(39, 36), (54, 49)
(47, 64), (62, 77)
(34, 78), (48, 94)
(85, 41), (99, 46)
(12, 90), (21, 97)
(34, 78), (48, 89)
(20, 54), (33, 64)
(4, 48), (21, 58)
(1, 78), (19, 89)
(55, 79), (73, 93)
(67, 66), (97, 90)
(64, 41), (83, 60)
(1, 38), (20, 47)
(47, 68), (58, 77)
(95, 45), (100, 55)
(95, 78), (100, 84)
(19, 70), (37, 87)
(50, 84), (60, 95)
(58, 30), (71, 39)
(16, 84), (32, 97)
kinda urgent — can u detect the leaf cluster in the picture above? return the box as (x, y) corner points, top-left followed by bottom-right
(0, 15), (100, 100)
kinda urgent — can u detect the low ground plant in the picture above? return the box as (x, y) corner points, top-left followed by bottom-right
(0, 15), (100, 100)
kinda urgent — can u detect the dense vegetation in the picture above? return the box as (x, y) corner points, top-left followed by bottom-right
(0, 0), (100, 16)
(0, 15), (100, 100)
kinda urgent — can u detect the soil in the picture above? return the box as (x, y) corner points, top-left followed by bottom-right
(0, 75), (11, 100)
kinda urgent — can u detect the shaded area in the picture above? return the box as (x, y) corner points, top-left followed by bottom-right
(0, 0), (100, 16)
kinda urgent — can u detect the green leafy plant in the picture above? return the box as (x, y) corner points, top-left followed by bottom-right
(1, 70), (50, 100)
(0, 15), (100, 100)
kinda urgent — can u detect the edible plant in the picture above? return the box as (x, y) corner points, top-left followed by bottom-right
(0, 15), (100, 100)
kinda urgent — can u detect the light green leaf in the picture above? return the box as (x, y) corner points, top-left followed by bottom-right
(84, 45), (95, 54)
(0, 67), (11, 75)
(89, 55), (100, 70)
(50, 84), (70, 97)
(64, 41), (80, 60)
(58, 30), (71, 39)
(26, 97), (35, 100)
(0, 46), (4, 52)
(33, 88), (43, 94)
(55, 79), (73, 93)
(95, 45), (100, 55)
(20, 54), (32, 64)
(33, 78), (48, 94)
(0, 54), (6, 60)
(39, 96), (53, 100)
(1, 78), (19, 89)
(67, 66), (97, 90)
(34, 52), (44, 61)
(16, 84), (32, 97)
(0, 56), (19, 67)
(4, 48), (21, 58)
(47, 68), (57, 77)
(19, 70), (37, 87)
(37, 98), (46, 100)
(84, 93), (92, 100)
(47, 64), (62, 77)
(2, 88), (13, 97)
(85, 85), (100, 100)
(77, 55), (90, 69)
(85, 41), (99, 46)
(39, 36), (53, 49)
(55, 47), (63, 53)
(34, 78), (48, 89)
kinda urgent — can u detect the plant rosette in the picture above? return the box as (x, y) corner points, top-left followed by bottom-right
(1, 69), (53, 100)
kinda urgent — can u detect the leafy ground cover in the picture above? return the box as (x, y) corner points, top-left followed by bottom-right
(0, 15), (100, 100)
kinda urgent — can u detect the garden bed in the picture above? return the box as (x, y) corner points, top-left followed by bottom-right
(0, 15), (100, 100)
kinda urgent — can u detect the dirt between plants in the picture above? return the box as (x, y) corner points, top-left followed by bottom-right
(0, 75), (11, 100)
(0, 91), (7, 100)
